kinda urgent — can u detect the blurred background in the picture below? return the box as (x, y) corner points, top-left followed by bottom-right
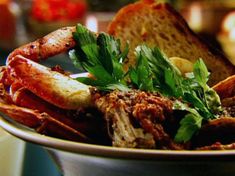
(0, 0), (235, 175)
(1, 0), (235, 63)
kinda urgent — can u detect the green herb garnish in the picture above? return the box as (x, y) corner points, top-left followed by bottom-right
(69, 24), (223, 143)
(138, 46), (222, 142)
(173, 100), (203, 143)
(128, 46), (154, 91)
(69, 24), (129, 91)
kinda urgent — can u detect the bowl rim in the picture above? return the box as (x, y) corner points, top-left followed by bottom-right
(1, 115), (235, 161)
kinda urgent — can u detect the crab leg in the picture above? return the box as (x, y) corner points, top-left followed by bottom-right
(213, 75), (235, 99)
(0, 102), (43, 128)
(8, 55), (92, 109)
(10, 84), (102, 134)
(0, 101), (91, 142)
(194, 117), (235, 148)
(6, 26), (76, 64)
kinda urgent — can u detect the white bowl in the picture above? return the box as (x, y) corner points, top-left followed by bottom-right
(1, 114), (235, 176)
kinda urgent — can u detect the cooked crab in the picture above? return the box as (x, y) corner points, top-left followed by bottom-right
(0, 25), (235, 150)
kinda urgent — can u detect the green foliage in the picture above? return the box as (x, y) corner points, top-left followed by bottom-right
(70, 24), (223, 143)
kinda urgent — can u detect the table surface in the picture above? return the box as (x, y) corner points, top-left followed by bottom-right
(0, 51), (79, 176)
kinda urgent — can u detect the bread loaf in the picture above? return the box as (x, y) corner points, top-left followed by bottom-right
(108, 0), (235, 86)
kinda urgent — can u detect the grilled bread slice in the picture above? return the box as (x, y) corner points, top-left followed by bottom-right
(108, 0), (235, 86)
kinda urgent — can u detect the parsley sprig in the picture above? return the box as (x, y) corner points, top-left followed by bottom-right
(128, 46), (154, 91)
(69, 24), (223, 143)
(69, 24), (129, 91)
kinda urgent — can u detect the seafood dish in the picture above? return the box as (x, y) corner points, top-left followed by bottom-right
(0, 1), (235, 150)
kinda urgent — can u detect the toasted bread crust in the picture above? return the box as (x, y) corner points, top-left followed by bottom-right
(108, 1), (235, 86)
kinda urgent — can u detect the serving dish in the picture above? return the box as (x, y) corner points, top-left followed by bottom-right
(1, 112), (235, 176)
(1, 0), (235, 174)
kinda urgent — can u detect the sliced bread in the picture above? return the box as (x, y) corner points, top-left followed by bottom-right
(108, 0), (235, 86)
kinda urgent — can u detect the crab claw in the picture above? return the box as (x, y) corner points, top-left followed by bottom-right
(6, 26), (76, 64)
(7, 55), (92, 109)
